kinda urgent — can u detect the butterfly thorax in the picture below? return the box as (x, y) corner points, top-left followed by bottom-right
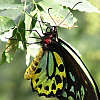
(41, 26), (58, 49)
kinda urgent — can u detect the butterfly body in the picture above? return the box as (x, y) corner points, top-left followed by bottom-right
(24, 26), (100, 100)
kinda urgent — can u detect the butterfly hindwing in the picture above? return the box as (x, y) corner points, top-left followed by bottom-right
(25, 47), (67, 97)
(24, 48), (43, 80)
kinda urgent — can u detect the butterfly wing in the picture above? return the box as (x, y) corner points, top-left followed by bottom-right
(24, 38), (100, 100)
(51, 38), (100, 100)
(30, 49), (67, 97)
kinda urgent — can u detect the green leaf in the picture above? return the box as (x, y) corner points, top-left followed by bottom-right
(25, 10), (37, 33)
(0, 27), (23, 63)
(38, 0), (60, 9)
(38, 0), (77, 28)
(17, 14), (26, 49)
(25, 12), (33, 31)
(0, 51), (6, 65)
(40, 7), (77, 28)
(5, 38), (18, 63)
(0, 0), (25, 20)
(0, 4), (24, 11)
(57, 0), (100, 13)
(0, 36), (18, 64)
(25, 9), (38, 33)
(0, 16), (15, 34)
(0, 0), (17, 4)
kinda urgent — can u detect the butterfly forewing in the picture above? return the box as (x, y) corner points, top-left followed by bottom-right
(52, 39), (99, 100)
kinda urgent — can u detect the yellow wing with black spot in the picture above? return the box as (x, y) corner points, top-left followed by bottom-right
(24, 48), (67, 97)
(24, 48), (43, 80)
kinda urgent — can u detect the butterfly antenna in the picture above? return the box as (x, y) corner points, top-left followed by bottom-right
(48, 8), (57, 26)
(58, 2), (82, 26)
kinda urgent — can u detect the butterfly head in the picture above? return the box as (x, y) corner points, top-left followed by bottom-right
(41, 26), (58, 49)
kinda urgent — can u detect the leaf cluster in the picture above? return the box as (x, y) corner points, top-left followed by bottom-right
(0, 0), (99, 65)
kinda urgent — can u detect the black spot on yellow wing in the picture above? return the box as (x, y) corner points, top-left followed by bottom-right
(49, 91), (55, 96)
(35, 68), (42, 74)
(44, 86), (49, 91)
(30, 51), (67, 97)
(34, 61), (38, 66)
(58, 64), (64, 72)
(55, 75), (62, 84)
(52, 83), (56, 90)
(38, 84), (42, 89)
(56, 89), (63, 96)
(35, 78), (39, 83)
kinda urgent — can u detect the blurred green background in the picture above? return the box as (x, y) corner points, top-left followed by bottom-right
(0, 0), (100, 100)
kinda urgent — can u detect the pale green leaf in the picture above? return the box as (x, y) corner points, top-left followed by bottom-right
(0, 16), (15, 34)
(39, 0), (77, 28)
(0, 4), (24, 10)
(5, 39), (18, 63)
(57, 0), (100, 13)
(0, 51), (6, 65)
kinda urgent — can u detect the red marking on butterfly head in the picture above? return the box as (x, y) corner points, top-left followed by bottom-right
(44, 34), (53, 45)
(42, 26), (58, 49)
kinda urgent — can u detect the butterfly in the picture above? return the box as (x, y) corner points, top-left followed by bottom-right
(24, 24), (100, 100)
(24, 2), (100, 100)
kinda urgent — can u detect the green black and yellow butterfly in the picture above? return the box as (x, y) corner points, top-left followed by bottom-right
(24, 2), (100, 100)
(24, 24), (100, 100)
